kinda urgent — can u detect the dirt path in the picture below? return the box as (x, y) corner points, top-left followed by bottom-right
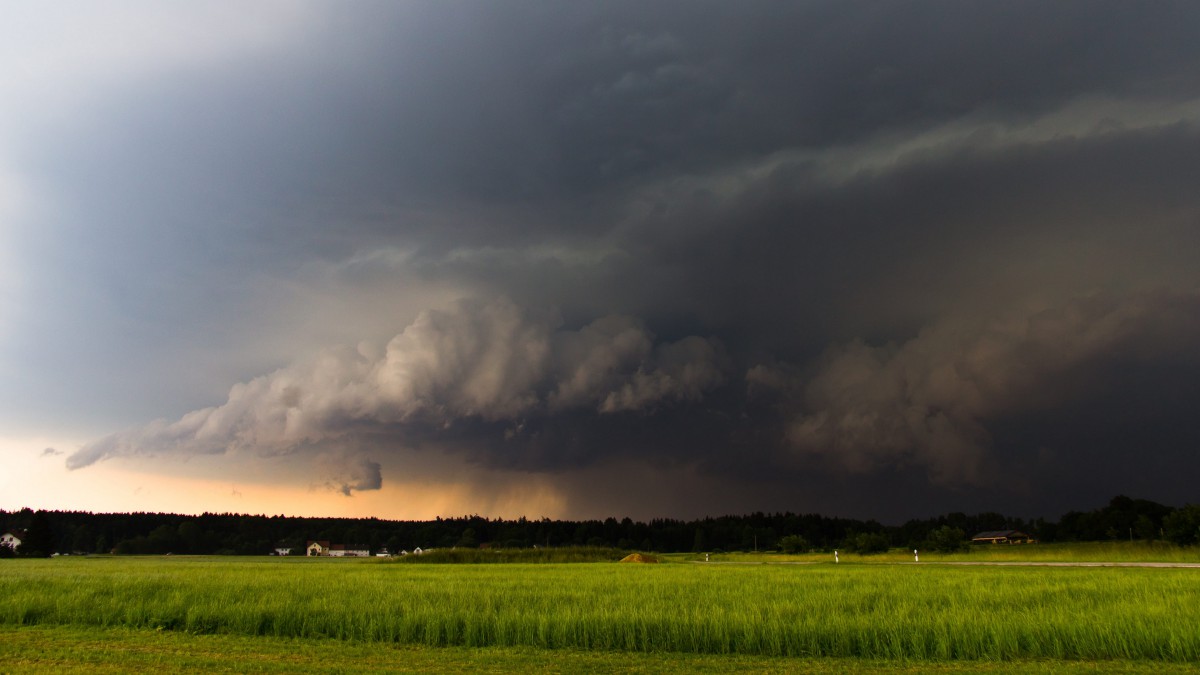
(929, 561), (1200, 568)
(692, 560), (820, 565)
(692, 560), (1200, 567)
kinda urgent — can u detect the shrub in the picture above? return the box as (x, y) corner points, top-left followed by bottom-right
(1163, 505), (1200, 546)
(779, 535), (810, 554)
(925, 526), (969, 553)
(849, 532), (890, 555)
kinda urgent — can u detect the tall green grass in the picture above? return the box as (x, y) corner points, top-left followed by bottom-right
(2, 556), (1198, 661)
(8, 624), (1197, 674)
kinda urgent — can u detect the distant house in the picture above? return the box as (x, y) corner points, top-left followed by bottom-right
(1, 531), (23, 552)
(306, 540), (370, 557)
(394, 547), (429, 556)
(274, 547), (293, 556)
(327, 544), (370, 557)
(971, 530), (1034, 544)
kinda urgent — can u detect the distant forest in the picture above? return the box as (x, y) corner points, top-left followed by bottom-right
(3, 495), (1199, 558)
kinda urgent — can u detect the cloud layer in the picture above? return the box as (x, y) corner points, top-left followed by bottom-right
(6, 2), (1200, 517)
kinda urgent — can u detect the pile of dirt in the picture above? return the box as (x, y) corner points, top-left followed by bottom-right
(619, 553), (659, 563)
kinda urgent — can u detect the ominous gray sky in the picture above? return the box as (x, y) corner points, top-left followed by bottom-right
(4, 1), (1200, 522)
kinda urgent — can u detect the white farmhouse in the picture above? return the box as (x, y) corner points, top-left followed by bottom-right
(1, 531), (22, 552)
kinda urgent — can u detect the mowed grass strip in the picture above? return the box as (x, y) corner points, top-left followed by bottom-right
(1, 556), (1198, 661)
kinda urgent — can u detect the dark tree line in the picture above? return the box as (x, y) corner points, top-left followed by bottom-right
(2, 496), (1198, 558)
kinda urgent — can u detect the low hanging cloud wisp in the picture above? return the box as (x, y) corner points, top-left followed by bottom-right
(316, 451), (383, 496)
(67, 298), (727, 479)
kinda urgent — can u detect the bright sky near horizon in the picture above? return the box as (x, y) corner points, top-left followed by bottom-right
(4, 2), (1200, 522)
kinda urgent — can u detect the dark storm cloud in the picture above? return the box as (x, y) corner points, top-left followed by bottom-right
(620, 121), (1200, 354)
(757, 290), (1200, 482)
(8, 2), (1200, 518)
(22, 1), (1200, 257)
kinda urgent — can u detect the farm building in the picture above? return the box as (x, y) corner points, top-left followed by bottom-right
(306, 540), (370, 557)
(1, 531), (23, 552)
(328, 544), (370, 557)
(971, 530), (1034, 544)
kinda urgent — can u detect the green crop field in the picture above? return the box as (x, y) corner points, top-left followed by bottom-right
(2, 553), (1199, 672)
(674, 540), (1200, 564)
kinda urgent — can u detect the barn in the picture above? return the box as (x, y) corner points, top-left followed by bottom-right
(306, 540), (370, 557)
(971, 530), (1034, 544)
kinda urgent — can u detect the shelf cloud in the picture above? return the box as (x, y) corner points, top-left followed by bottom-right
(67, 298), (727, 482)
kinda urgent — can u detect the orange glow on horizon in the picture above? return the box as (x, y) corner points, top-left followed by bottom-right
(0, 435), (570, 520)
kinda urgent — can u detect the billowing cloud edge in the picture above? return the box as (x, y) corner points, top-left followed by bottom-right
(67, 298), (728, 485)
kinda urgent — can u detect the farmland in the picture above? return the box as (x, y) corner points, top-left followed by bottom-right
(677, 540), (1200, 564)
(2, 552), (1199, 672)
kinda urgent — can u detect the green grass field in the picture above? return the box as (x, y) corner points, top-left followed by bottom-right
(2, 550), (1198, 671)
(675, 541), (1200, 564)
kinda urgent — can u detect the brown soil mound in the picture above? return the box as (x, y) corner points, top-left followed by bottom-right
(619, 553), (659, 563)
